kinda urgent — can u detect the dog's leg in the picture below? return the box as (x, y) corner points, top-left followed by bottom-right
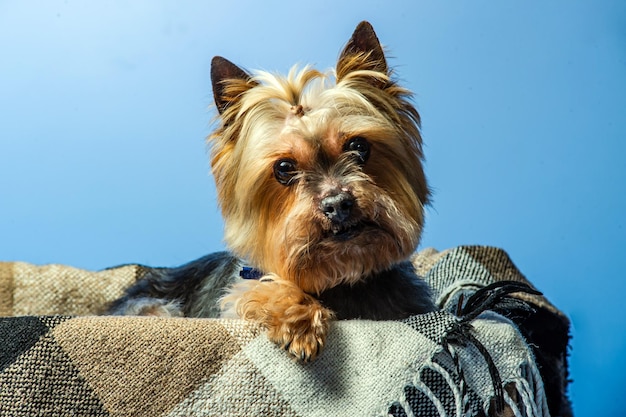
(224, 276), (334, 362)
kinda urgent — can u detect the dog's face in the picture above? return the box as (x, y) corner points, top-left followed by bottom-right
(209, 22), (428, 294)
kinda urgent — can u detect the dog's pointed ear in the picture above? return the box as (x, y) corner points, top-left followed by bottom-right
(336, 21), (388, 82)
(211, 56), (256, 114)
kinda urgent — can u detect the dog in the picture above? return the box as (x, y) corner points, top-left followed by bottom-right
(108, 21), (436, 362)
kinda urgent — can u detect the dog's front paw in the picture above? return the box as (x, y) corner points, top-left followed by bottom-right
(267, 302), (333, 362)
(233, 279), (334, 362)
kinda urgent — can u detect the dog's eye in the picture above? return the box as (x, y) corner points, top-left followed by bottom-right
(273, 158), (298, 186)
(343, 136), (371, 164)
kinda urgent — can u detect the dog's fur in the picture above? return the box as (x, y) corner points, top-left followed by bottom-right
(108, 21), (436, 361)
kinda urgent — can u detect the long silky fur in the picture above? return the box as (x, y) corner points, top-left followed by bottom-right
(107, 21), (436, 361)
(210, 62), (429, 294)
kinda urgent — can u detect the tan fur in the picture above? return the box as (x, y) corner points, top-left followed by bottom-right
(210, 22), (429, 361)
(222, 276), (334, 360)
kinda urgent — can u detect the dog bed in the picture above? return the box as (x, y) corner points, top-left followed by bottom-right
(0, 246), (572, 417)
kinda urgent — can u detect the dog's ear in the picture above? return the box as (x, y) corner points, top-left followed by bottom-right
(336, 21), (388, 82)
(211, 56), (256, 114)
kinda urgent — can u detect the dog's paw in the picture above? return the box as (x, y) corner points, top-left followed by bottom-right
(232, 278), (334, 362)
(108, 297), (184, 317)
(268, 303), (333, 362)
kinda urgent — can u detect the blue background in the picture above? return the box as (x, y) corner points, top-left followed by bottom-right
(1, 2), (624, 416)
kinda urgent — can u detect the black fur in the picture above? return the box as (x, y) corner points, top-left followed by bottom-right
(317, 261), (436, 320)
(107, 252), (241, 318)
(107, 253), (435, 320)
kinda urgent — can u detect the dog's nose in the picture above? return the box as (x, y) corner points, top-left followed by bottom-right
(320, 192), (354, 223)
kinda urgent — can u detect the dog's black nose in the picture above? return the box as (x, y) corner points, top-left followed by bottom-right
(320, 192), (354, 223)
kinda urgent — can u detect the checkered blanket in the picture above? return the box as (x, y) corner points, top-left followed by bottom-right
(0, 247), (572, 417)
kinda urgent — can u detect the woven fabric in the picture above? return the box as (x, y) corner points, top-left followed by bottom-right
(0, 247), (571, 417)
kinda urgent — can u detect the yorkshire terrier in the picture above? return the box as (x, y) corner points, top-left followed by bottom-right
(108, 21), (436, 361)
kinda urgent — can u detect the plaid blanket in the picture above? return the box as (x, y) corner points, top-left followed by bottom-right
(0, 246), (572, 417)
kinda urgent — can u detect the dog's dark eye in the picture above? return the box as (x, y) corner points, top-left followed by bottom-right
(343, 136), (371, 164)
(273, 158), (298, 186)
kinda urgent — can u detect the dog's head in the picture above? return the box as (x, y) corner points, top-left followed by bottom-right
(209, 21), (429, 294)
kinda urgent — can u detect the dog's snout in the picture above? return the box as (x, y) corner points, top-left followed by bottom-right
(320, 192), (354, 223)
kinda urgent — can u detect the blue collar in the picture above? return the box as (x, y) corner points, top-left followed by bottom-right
(239, 266), (264, 280)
